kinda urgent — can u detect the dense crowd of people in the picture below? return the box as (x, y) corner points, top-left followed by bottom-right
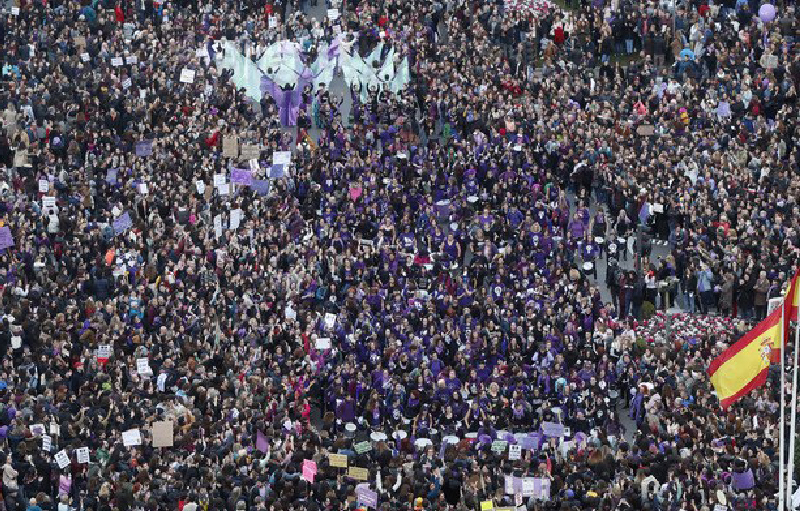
(0, 0), (798, 509)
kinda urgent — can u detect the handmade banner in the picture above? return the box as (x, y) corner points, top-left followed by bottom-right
(230, 168), (253, 186)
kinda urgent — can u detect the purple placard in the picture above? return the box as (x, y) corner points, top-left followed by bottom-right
(269, 164), (285, 178)
(541, 421), (564, 438)
(113, 212), (132, 235)
(519, 435), (539, 451)
(230, 168), (254, 186)
(106, 168), (118, 185)
(251, 179), (270, 196)
(135, 140), (153, 157)
(0, 227), (14, 250)
(533, 478), (551, 499)
(356, 487), (378, 508)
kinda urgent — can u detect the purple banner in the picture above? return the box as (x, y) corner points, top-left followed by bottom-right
(251, 180), (270, 196)
(0, 227), (14, 250)
(269, 164), (285, 178)
(113, 212), (133, 235)
(356, 487), (378, 508)
(135, 140), (153, 157)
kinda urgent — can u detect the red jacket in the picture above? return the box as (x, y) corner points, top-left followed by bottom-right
(114, 5), (124, 23)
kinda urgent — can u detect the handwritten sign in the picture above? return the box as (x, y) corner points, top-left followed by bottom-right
(348, 467), (369, 481)
(327, 8), (339, 20)
(491, 440), (508, 453)
(41, 435), (52, 452)
(269, 164), (285, 179)
(269, 15), (278, 28)
(329, 453), (348, 468)
(324, 313), (336, 330)
(541, 422), (564, 438)
(480, 502), (493, 511)
(122, 428), (142, 447)
(54, 450), (70, 469)
(113, 212), (133, 235)
(213, 174), (226, 187)
(356, 487), (378, 508)
(0, 227), (14, 250)
(111, 57), (123, 66)
(180, 68), (196, 83)
(354, 441), (372, 454)
(152, 421), (174, 447)
(30, 424), (45, 436)
(76, 447), (90, 464)
(315, 338), (331, 350)
(240, 143), (260, 160)
(97, 345), (112, 359)
(38, 179), (49, 193)
(42, 196), (56, 209)
(508, 444), (522, 460)
(126, 55), (138, 65)
(196, 47), (209, 59)
(218, 183), (230, 195)
(222, 135), (238, 158)
(123, 78), (132, 89)
(229, 209), (242, 230)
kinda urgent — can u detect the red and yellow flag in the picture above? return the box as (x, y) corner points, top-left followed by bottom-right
(708, 306), (782, 409)
(784, 268), (800, 337)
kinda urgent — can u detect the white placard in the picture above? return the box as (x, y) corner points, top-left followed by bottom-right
(126, 55), (138, 65)
(249, 159), (259, 171)
(272, 151), (291, 165)
(269, 16), (278, 28)
(97, 345), (112, 358)
(180, 68), (196, 84)
(505, 475), (515, 495)
(76, 447), (90, 464)
(111, 57), (123, 66)
(138, 183), (148, 195)
(50, 422), (60, 436)
(196, 47), (209, 59)
(38, 179), (49, 193)
(195, 180), (205, 194)
(218, 183), (230, 196)
(123, 78), (132, 89)
(11, 7), (19, 15)
(139, 89), (146, 99)
(521, 477), (535, 497)
(230, 209), (242, 230)
(30, 424), (45, 436)
(54, 450), (70, 468)
(213, 174), (226, 187)
(315, 338), (331, 350)
(509, 444), (522, 460)
(42, 196), (56, 208)
(214, 214), (223, 239)
(122, 428), (142, 447)
(327, 8), (339, 20)
(157, 373), (167, 392)
(324, 313), (336, 330)
(41, 435), (52, 452)
(136, 358), (152, 375)
(81, 52), (90, 62)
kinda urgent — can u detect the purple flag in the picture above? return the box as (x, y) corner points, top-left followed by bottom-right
(256, 429), (268, 452)
(731, 469), (754, 490)
(230, 168), (254, 186)
(0, 227), (13, 250)
(113, 212), (133, 235)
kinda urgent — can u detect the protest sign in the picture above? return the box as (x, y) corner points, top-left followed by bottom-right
(152, 421), (174, 447)
(126, 55), (137, 65)
(213, 174), (226, 187)
(0, 227), (14, 250)
(480, 502), (493, 511)
(541, 422), (564, 437)
(41, 435), (52, 452)
(315, 338), (331, 350)
(272, 151), (291, 165)
(491, 440), (508, 453)
(180, 68), (196, 83)
(324, 313), (336, 330)
(240, 143), (260, 160)
(230, 168), (253, 186)
(122, 428), (142, 447)
(30, 424), (45, 436)
(229, 209), (242, 230)
(521, 478), (535, 497)
(256, 430), (269, 452)
(106, 168), (117, 185)
(97, 345), (112, 359)
(269, 164), (285, 178)
(354, 441), (372, 454)
(302, 460), (317, 482)
(218, 183), (230, 195)
(222, 135), (238, 158)
(329, 454), (348, 468)
(76, 447), (90, 464)
(356, 487), (377, 508)
(508, 444), (522, 460)
(55, 450), (70, 468)
(327, 8), (339, 20)
(42, 196), (56, 209)
(348, 467), (369, 480)
(38, 179), (49, 193)
(135, 140), (153, 157)
(136, 358), (152, 375)
(111, 56), (123, 66)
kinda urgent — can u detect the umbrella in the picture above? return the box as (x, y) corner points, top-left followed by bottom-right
(680, 48), (695, 60)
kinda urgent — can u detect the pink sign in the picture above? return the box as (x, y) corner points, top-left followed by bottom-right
(302, 464), (316, 482)
(349, 187), (363, 200)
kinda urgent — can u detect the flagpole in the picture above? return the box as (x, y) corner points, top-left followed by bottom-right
(789, 318), (799, 509)
(781, 302), (786, 511)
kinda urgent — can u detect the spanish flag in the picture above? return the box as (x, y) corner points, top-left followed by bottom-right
(784, 268), (800, 334)
(708, 306), (782, 409)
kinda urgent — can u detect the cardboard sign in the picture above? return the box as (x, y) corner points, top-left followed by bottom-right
(521, 477), (535, 497)
(329, 453), (348, 468)
(213, 173), (226, 187)
(508, 444), (522, 460)
(327, 8), (339, 20)
(180, 68), (196, 83)
(122, 428), (142, 447)
(356, 487), (378, 508)
(636, 124), (655, 136)
(76, 447), (90, 464)
(240, 143), (260, 160)
(348, 467), (369, 480)
(42, 196), (56, 208)
(54, 450), (70, 469)
(354, 441), (372, 454)
(152, 421), (174, 447)
(222, 135), (239, 158)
